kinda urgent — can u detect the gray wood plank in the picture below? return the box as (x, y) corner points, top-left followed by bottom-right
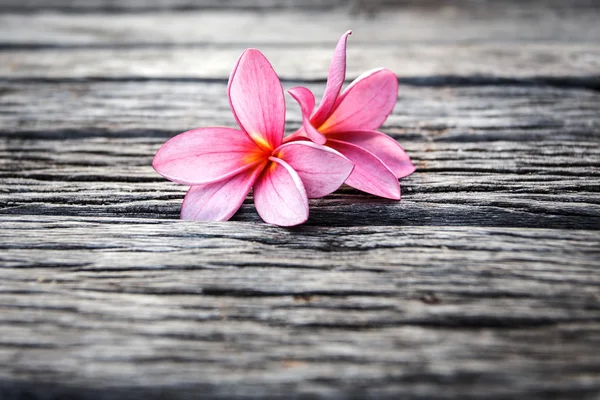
(1, 215), (599, 399)
(2, 44), (599, 81)
(1, 81), (599, 229)
(1, 2), (599, 398)
(1, 8), (599, 48)
(2, 81), (598, 139)
(1, 0), (598, 12)
(0, 0), (343, 12)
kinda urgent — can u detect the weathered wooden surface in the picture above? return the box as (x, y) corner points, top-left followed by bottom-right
(1, 0), (598, 12)
(1, 1), (600, 399)
(2, 7), (600, 46)
(2, 82), (600, 229)
(1, 216), (600, 399)
(3, 44), (600, 82)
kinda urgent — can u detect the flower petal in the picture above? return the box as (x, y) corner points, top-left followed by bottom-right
(152, 127), (262, 185)
(319, 68), (398, 134)
(311, 30), (352, 128)
(288, 86), (315, 116)
(327, 139), (400, 200)
(275, 141), (354, 198)
(253, 157), (309, 226)
(288, 87), (326, 145)
(326, 130), (415, 178)
(180, 165), (265, 221)
(228, 48), (285, 150)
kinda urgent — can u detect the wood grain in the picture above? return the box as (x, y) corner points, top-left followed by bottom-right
(2, 44), (599, 82)
(1, 215), (599, 399)
(1, 1), (600, 398)
(1, 0), (598, 12)
(1, 81), (599, 229)
(1, 7), (599, 48)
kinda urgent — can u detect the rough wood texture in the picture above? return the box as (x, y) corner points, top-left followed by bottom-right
(3, 44), (599, 82)
(1, 216), (600, 399)
(2, 0), (598, 12)
(2, 82), (600, 229)
(2, 8), (599, 47)
(1, 1), (600, 399)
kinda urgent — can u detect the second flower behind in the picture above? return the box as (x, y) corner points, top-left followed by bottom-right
(286, 30), (415, 200)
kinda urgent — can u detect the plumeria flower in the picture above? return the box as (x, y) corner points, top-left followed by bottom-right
(285, 30), (415, 200)
(153, 49), (353, 226)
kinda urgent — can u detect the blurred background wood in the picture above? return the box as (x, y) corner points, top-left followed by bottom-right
(1, 1), (599, 399)
(1, 0), (599, 12)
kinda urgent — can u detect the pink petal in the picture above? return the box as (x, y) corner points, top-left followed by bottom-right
(253, 157), (309, 226)
(288, 86), (315, 115)
(228, 49), (285, 150)
(327, 139), (400, 200)
(327, 130), (415, 178)
(288, 87), (326, 145)
(311, 30), (352, 128)
(319, 68), (398, 134)
(180, 165), (265, 221)
(152, 127), (263, 185)
(275, 141), (354, 198)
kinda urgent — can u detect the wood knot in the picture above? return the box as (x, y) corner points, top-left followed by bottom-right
(293, 294), (317, 303)
(419, 292), (441, 305)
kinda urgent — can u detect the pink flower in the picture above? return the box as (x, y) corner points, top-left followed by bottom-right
(285, 31), (415, 200)
(153, 49), (353, 226)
